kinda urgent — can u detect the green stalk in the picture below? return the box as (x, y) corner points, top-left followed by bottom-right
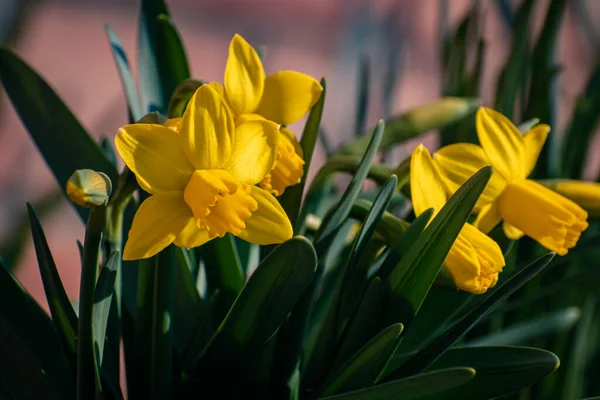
(77, 205), (106, 399)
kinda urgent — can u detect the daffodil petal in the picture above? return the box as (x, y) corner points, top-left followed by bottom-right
(258, 71), (323, 125)
(174, 218), (212, 249)
(180, 84), (235, 170)
(473, 203), (503, 234)
(237, 186), (293, 244)
(123, 192), (191, 260)
(434, 143), (507, 209)
(280, 127), (303, 157)
(223, 120), (279, 185)
(224, 34), (265, 114)
(523, 124), (550, 177)
(503, 222), (525, 239)
(476, 107), (525, 181)
(115, 124), (193, 194)
(410, 144), (447, 216)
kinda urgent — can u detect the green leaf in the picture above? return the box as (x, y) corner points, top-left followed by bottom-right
(319, 324), (404, 397)
(376, 208), (433, 280)
(279, 78), (327, 231)
(0, 48), (118, 222)
(313, 120), (385, 251)
(197, 237), (316, 374)
(331, 278), (384, 372)
(202, 234), (245, 321)
(425, 346), (560, 400)
(105, 25), (142, 121)
(349, 200), (410, 246)
(319, 367), (475, 400)
(467, 307), (581, 346)
(0, 317), (65, 400)
(386, 252), (555, 379)
(494, 0), (534, 118)
(92, 251), (120, 377)
(138, 0), (189, 114)
(0, 261), (75, 398)
(173, 247), (201, 354)
(340, 98), (480, 154)
(167, 78), (204, 118)
(384, 166), (492, 326)
(27, 203), (78, 367)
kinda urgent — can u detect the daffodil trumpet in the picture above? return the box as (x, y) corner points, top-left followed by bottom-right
(115, 84), (293, 260)
(434, 107), (588, 256)
(410, 144), (505, 294)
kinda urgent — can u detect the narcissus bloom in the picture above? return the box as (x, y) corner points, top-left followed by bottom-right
(411, 144), (504, 294)
(115, 85), (293, 260)
(209, 34), (323, 196)
(434, 107), (588, 255)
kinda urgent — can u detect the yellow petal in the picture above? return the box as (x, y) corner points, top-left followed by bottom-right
(434, 143), (507, 210)
(259, 128), (305, 196)
(237, 186), (293, 244)
(476, 107), (525, 181)
(503, 222), (524, 239)
(523, 124), (550, 177)
(180, 84), (235, 170)
(222, 120), (280, 185)
(234, 112), (266, 126)
(280, 127), (304, 157)
(473, 203), (502, 234)
(550, 180), (600, 214)
(224, 34), (265, 114)
(115, 124), (193, 194)
(174, 218), (212, 249)
(258, 71), (323, 125)
(410, 144), (447, 217)
(123, 192), (192, 260)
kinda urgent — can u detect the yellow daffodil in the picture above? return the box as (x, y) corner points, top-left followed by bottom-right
(543, 180), (600, 217)
(434, 107), (588, 255)
(411, 144), (504, 294)
(115, 85), (293, 260)
(208, 34), (323, 196)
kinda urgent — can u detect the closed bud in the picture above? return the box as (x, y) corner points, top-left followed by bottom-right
(66, 169), (112, 208)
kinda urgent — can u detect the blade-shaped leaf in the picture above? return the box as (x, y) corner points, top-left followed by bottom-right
(384, 166), (492, 327)
(319, 324), (404, 397)
(0, 261), (75, 398)
(319, 367), (475, 400)
(386, 252), (555, 379)
(27, 203), (78, 366)
(425, 346), (560, 400)
(167, 78), (204, 118)
(105, 25), (142, 121)
(0, 48), (118, 222)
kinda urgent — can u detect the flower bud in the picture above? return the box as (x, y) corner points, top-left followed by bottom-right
(66, 169), (112, 208)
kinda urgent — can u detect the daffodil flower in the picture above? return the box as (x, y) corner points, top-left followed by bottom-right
(208, 34), (323, 196)
(434, 107), (588, 256)
(115, 85), (293, 260)
(411, 144), (505, 294)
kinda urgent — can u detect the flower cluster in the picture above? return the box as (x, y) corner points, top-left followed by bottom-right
(411, 107), (589, 293)
(115, 34), (321, 260)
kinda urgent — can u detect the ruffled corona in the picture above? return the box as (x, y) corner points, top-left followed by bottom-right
(260, 129), (304, 196)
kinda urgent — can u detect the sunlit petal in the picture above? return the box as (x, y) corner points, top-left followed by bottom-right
(174, 218), (212, 249)
(115, 124), (193, 194)
(123, 192), (191, 260)
(473, 203), (502, 234)
(180, 84), (235, 170)
(523, 124), (550, 177)
(225, 34), (265, 114)
(410, 144), (447, 216)
(258, 71), (323, 125)
(238, 186), (293, 244)
(476, 107), (525, 181)
(223, 120), (280, 185)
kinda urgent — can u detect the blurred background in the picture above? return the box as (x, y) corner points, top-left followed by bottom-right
(0, 0), (599, 311)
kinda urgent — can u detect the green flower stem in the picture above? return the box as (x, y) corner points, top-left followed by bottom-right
(77, 205), (106, 399)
